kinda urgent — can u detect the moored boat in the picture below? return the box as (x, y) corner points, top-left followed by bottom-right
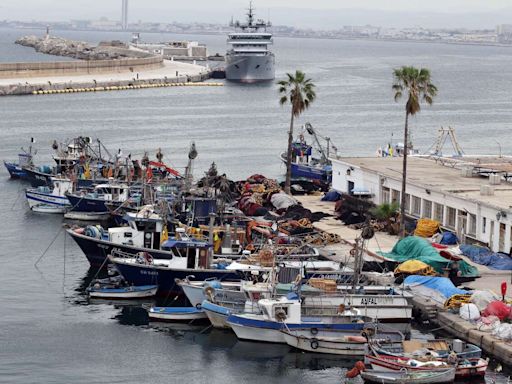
(147, 306), (207, 321)
(360, 368), (456, 384)
(87, 284), (158, 299)
(25, 178), (72, 213)
(280, 327), (404, 356)
(365, 353), (487, 379)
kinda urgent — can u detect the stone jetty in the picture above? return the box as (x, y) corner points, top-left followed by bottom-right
(0, 35), (216, 96)
(15, 35), (150, 60)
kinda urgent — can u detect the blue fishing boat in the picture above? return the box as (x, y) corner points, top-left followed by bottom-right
(280, 123), (336, 182)
(67, 213), (211, 267)
(109, 251), (239, 295)
(4, 139), (35, 179)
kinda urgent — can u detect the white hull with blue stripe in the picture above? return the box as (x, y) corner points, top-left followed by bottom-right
(25, 184), (71, 214)
(226, 296), (369, 343)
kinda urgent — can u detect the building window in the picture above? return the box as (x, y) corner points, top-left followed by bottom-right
(423, 200), (432, 218)
(468, 214), (476, 236)
(381, 187), (390, 204)
(446, 207), (456, 229)
(482, 217), (487, 234)
(411, 196), (421, 217)
(404, 194), (411, 213)
(434, 203), (444, 223)
(391, 189), (400, 204)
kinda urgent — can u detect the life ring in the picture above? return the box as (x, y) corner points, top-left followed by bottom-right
(310, 339), (319, 350)
(310, 327), (319, 335)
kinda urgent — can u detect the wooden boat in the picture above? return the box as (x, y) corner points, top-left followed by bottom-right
(281, 327), (404, 356)
(147, 306), (208, 322)
(87, 284), (158, 299)
(370, 338), (482, 360)
(365, 353), (487, 379)
(360, 368), (456, 384)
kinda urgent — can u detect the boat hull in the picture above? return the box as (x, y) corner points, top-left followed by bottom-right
(25, 189), (70, 212)
(112, 259), (239, 295)
(4, 161), (27, 178)
(87, 285), (158, 299)
(66, 193), (108, 213)
(201, 301), (231, 328)
(148, 307), (207, 321)
(366, 354), (487, 379)
(67, 229), (175, 267)
(227, 314), (367, 343)
(225, 54), (275, 82)
(360, 369), (456, 384)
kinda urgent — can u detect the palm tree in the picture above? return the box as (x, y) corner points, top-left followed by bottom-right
(278, 70), (316, 194)
(392, 66), (437, 237)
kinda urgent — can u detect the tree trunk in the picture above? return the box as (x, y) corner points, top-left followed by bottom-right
(285, 109), (295, 195)
(399, 112), (409, 238)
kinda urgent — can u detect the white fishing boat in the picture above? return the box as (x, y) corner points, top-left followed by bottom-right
(147, 306), (207, 321)
(360, 368), (456, 384)
(227, 295), (372, 343)
(86, 284), (158, 299)
(280, 327), (403, 356)
(25, 178), (72, 213)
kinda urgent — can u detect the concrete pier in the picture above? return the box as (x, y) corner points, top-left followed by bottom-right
(0, 60), (213, 96)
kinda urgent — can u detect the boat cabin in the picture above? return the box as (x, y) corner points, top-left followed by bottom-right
(258, 296), (302, 324)
(108, 211), (164, 249)
(160, 228), (211, 269)
(90, 183), (129, 202)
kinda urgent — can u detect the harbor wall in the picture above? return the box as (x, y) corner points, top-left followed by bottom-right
(0, 71), (213, 96)
(0, 56), (164, 79)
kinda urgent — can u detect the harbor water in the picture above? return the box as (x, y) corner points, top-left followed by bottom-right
(1, 27), (512, 383)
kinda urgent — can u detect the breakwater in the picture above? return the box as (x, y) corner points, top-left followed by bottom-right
(0, 70), (215, 96)
(0, 56), (164, 79)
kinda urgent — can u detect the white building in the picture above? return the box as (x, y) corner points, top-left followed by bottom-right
(331, 156), (512, 253)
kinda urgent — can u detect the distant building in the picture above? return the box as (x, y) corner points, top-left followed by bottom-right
(331, 156), (512, 253)
(122, 0), (128, 30)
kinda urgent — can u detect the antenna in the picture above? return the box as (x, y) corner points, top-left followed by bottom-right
(247, 1), (254, 27)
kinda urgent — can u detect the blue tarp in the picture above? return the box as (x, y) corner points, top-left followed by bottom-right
(460, 244), (512, 270)
(440, 231), (458, 245)
(403, 275), (471, 299)
(321, 190), (341, 201)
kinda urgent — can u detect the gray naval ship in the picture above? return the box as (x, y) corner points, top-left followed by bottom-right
(225, 3), (275, 83)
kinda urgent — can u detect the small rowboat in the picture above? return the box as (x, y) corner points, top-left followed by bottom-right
(87, 284), (158, 299)
(365, 353), (487, 378)
(370, 338), (482, 360)
(147, 307), (208, 322)
(360, 368), (456, 384)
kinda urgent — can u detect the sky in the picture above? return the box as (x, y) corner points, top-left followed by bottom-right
(1, 0), (512, 29)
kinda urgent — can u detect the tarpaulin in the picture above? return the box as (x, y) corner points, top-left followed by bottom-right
(459, 244), (512, 270)
(379, 236), (479, 277)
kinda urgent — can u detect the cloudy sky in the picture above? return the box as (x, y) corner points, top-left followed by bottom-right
(1, 0), (512, 29)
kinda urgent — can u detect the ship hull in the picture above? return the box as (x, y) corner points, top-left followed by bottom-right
(225, 54), (275, 83)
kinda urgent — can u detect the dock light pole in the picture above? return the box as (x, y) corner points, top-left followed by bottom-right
(392, 66), (437, 237)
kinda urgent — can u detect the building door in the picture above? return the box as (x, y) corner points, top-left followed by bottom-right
(348, 181), (354, 195)
(500, 223), (506, 252)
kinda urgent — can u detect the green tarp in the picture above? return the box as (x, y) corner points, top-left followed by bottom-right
(378, 236), (479, 277)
